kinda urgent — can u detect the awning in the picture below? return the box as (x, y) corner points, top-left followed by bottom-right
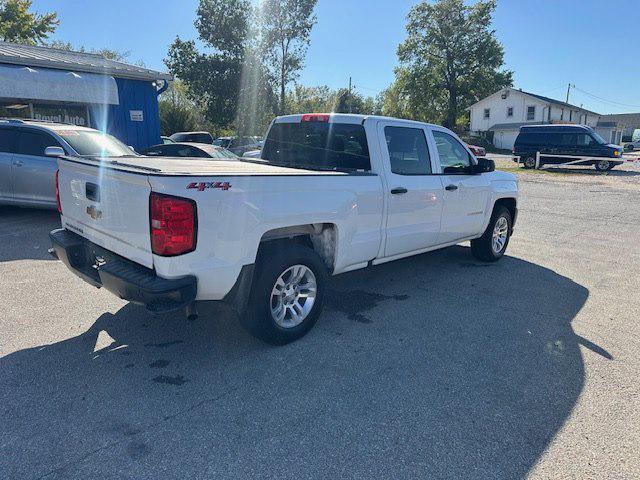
(0, 64), (119, 105)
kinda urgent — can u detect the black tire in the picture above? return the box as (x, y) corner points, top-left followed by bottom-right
(241, 243), (327, 345)
(471, 206), (512, 262)
(594, 159), (614, 172)
(522, 156), (536, 169)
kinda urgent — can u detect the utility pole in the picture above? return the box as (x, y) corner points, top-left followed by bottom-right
(348, 77), (353, 113)
(565, 83), (575, 103)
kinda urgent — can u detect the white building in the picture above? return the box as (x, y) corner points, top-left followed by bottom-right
(468, 87), (601, 150)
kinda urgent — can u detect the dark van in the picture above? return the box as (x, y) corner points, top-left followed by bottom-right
(513, 124), (623, 171)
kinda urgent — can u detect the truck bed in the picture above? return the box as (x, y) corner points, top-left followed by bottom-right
(61, 156), (355, 176)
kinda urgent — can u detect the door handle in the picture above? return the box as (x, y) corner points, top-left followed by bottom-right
(445, 184), (458, 191)
(390, 187), (408, 195)
(13, 160), (24, 167)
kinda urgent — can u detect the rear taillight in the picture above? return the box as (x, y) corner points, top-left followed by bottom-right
(55, 169), (61, 214)
(150, 193), (197, 256)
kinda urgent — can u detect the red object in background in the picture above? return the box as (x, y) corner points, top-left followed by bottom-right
(467, 144), (487, 157)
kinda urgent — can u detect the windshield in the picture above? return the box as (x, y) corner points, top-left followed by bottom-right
(261, 122), (371, 170)
(590, 130), (607, 145)
(198, 145), (238, 159)
(56, 130), (135, 157)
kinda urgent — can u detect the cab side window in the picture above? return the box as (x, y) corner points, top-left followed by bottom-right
(0, 128), (15, 153)
(384, 126), (432, 175)
(433, 131), (472, 174)
(17, 130), (62, 157)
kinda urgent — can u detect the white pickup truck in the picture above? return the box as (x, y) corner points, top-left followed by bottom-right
(49, 114), (518, 344)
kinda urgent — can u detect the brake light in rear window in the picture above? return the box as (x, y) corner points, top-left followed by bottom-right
(55, 169), (61, 214)
(301, 114), (330, 122)
(150, 193), (197, 256)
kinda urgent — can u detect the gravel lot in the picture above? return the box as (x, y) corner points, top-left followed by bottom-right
(1, 163), (639, 479)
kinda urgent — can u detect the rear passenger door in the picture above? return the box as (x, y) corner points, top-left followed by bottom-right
(0, 127), (16, 203)
(13, 128), (63, 206)
(377, 121), (444, 257)
(430, 128), (491, 244)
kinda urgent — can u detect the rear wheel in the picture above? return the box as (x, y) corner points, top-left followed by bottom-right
(241, 244), (327, 345)
(594, 159), (614, 171)
(523, 156), (536, 169)
(471, 206), (512, 262)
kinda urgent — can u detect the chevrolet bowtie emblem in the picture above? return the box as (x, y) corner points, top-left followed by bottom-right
(86, 205), (102, 220)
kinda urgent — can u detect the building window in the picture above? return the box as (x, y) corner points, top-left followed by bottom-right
(526, 106), (536, 121)
(507, 107), (513, 117)
(483, 108), (490, 119)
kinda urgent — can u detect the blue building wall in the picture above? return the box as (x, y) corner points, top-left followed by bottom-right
(89, 78), (161, 151)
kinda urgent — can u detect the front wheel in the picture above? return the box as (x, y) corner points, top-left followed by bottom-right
(241, 244), (327, 345)
(594, 159), (614, 172)
(471, 206), (512, 262)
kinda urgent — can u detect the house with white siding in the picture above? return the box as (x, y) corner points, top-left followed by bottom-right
(468, 87), (601, 149)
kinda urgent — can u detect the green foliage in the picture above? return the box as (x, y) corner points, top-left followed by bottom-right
(258, 0), (317, 114)
(158, 80), (200, 136)
(165, 0), (251, 129)
(0, 0), (58, 44)
(47, 40), (135, 63)
(285, 85), (381, 115)
(386, 0), (512, 128)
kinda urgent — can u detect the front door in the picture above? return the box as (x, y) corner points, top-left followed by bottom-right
(431, 129), (491, 244)
(12, 129), (62, 206)
(0, 127), (16, 203)
(378, 121), (444, 257)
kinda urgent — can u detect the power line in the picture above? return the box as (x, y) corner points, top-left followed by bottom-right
(572, 86), (640, 109)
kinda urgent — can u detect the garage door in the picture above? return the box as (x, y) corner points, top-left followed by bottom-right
(494, 131), (519, 150)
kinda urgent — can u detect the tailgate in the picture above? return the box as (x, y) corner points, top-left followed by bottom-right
(57, 158), (154, 268)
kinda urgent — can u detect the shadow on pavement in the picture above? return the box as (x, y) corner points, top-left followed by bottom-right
(0, 206), (60, 262)
(0, 246), (602, 479)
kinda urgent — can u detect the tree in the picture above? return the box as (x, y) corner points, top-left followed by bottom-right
(0, 0), (58, 44)
(165, 0), (251, 129)
(259, 0), (317, 115)
(47, 40), (134, 63)
(158, 80), (200, 136)
(390, 0), (512, 128)
(285, 84), (381, 116)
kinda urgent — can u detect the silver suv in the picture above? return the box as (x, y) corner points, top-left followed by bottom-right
(0, 119), (136, 209)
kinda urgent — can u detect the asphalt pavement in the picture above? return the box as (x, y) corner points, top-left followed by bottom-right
(1, 164), (639, 479)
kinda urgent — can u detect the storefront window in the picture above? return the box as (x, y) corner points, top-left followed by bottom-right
(0, 102), (31, 119)
(33, 104), (89, 126)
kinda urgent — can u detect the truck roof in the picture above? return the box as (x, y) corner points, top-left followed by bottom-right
(274, 113), (440, 129)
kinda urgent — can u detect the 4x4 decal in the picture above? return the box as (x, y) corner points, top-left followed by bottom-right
(187, 181), (231, 191)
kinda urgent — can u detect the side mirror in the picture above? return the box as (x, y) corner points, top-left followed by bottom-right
(473, 157), (495, 174)
(45, 146), (65, 157)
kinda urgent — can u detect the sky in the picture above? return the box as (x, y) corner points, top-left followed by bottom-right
(31, 0), (640, 114)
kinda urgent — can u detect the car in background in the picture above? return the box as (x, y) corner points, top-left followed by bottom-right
(242, 149), (262, 159)
(161, 136), (175, 144)
(467, 144), (486, 157)
(140, 142), (237, 160)
(216, 136), (263, 156)
(0, 119), (137, 209)
(169, 131), (214, 144)
(513, 124), (624, 171)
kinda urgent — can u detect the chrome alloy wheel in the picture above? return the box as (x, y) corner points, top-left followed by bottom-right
(492, 216), (509, 254)
(597, 159), (610, 171)
(270, 265), (317, 328)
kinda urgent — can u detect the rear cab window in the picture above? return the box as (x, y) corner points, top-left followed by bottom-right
(262, 121), (371, 171)
(384, 126), (432, 175)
